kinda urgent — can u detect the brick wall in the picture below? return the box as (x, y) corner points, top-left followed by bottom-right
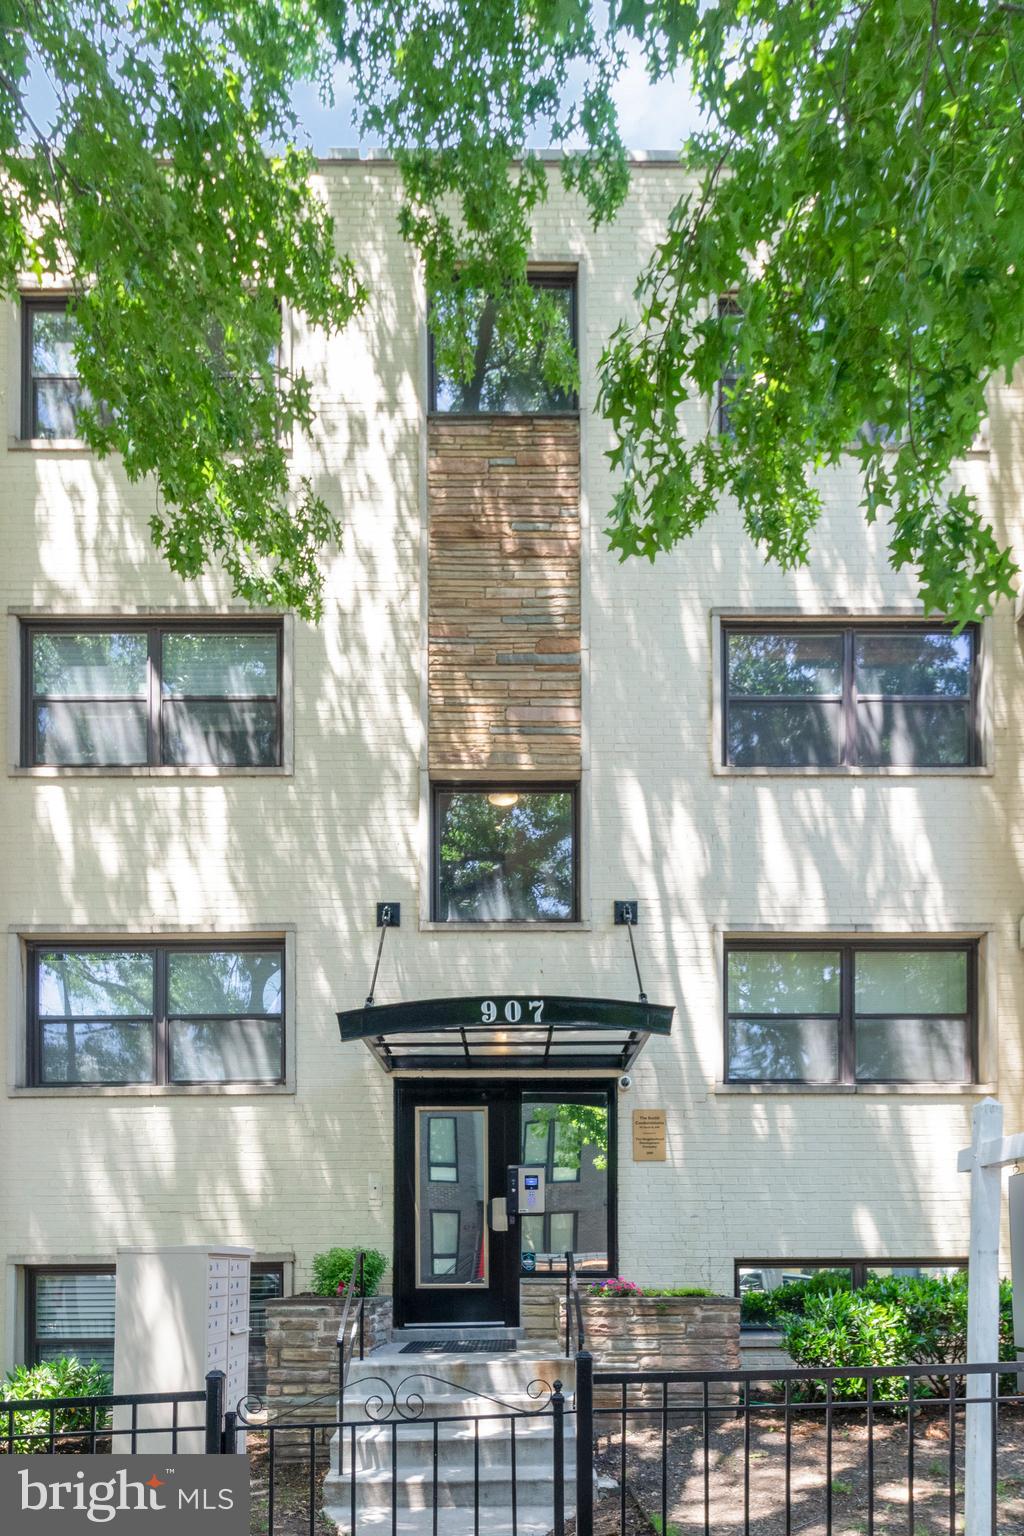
(427, 416), (581, 775)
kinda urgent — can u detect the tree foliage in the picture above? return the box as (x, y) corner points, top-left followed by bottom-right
(2, 0), (363, 618)
(5, 1), (1024, 618)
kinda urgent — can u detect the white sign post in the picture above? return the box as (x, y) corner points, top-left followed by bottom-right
(957, 1097), (1021, 1536)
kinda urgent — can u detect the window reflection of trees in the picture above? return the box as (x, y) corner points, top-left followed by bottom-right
(437, 790), (575, 921)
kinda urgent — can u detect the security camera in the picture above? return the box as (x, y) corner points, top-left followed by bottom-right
(618, 1074), (633, 1091)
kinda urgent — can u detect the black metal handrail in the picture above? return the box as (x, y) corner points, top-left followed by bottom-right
(336, 1250), (367, 1420)
(564, 1249), (586, 1358)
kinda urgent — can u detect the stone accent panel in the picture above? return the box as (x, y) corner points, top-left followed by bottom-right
(560, 1295), (741, 1406)
(520, 1279), (564, 1341)
(263, 1295), (393, 1460)
(427, 417), (582, 775)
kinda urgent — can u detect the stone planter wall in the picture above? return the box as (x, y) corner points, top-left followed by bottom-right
(560, 1295), (741, 1406)
(263, 1295), (393, 1461)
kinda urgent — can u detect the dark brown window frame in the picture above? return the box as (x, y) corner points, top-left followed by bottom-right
(734, 1256), (967, 1304)
(25, 1265), (116, 1371)
(523, 1114), (583, 1184)
(27, 939), (287, 1088)
(26, 1261), (287, 1370)
(429, 1210), (461, 1277)
(427, 271), (579, 416)
(431, 781), (581, 924)
(721, 619), (981, 769)
(21, 297), (83, 441)
(724, 938), (978, 1086)
(427, 1114), (459, 1182)
(522, 1209), (580, 1263)
(21, 619), (284, 769)
(716, 293), (743, 436)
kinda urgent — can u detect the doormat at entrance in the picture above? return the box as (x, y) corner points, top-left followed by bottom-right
(399, 1338), (518, 1354)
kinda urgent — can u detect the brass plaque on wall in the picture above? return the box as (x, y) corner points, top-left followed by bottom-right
(632, 1108), (667, 1162)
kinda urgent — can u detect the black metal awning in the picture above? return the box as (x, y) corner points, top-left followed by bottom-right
(337, 994), (673, 1074)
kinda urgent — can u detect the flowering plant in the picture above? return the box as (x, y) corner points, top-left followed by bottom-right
(587, 1277), (644, 1297)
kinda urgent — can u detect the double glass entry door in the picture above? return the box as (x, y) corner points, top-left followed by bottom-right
(393, 1083), (613, 1328)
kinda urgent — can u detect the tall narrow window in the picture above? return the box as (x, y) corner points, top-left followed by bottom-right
(24, 623), (283, 769)
(716, 294), (743, 435)
(429, 274), (577, 414)
(725, 942), (976, 1086)
(433, 785), (578, 922)
(723, 623), (978, 769)
(29, 942), (285, 1087)
(22, 300), (88, 439)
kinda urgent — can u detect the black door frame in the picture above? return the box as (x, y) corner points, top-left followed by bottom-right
(392, 1079), (617, 1329)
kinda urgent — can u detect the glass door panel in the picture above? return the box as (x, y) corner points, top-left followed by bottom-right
(520, 1096), (609, 1274)
(415, 1107), (488, 1289)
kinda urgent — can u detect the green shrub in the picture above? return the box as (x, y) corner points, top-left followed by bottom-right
(782, 1290), (913, 1401)
(779, 1272), (1017, 1402)
(2, 1357), (112, 1451)
(310, 1248), (388, 1299)
(740, 1268), (853, 1328)
(642, 1287), (712, 1298)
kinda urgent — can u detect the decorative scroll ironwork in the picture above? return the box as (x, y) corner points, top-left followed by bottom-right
(358, 1372), (557, 1424)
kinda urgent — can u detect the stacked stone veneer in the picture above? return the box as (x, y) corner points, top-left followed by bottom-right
(263, 1296), (393, 1460)
(427, 416), (581, 775)
(561, 1296), (741, 1406)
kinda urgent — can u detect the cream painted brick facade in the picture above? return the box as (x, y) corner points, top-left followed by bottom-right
(1, 156), (1023, 1369)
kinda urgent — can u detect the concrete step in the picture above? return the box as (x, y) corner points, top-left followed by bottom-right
(345, 1358), (573, 1412)
(321, 1498), (564, 1535)
(336, 1417), (576, 1477)
(323, 1461), (572, 1512)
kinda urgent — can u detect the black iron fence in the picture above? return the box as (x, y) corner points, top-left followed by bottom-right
(228, 1368), (571, 1536)
(0, 1377), (218, 1454)
(6, 1356), (1022, 1536)
(575, 1355), (1024, 1536)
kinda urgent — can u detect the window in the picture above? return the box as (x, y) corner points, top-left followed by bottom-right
(433, 785), (578, 922)
(430, 1212), (460, 1277)
(248, 1263), (285, 1394)
(723, 623), (978, 768)
(22, 300), (89, 439)
(521, 1212), (578, 1268)
(736, 1259), (966, 1315)
(725, 942), (975, 1085)
(428, 1117), (459, 1182)
(27, 1268), (116, 1377)
(27, 1262), (286, 1390)
(716, 294), (743, 435)
(28, 942), (285, 1087)
(23, 622), (283, 768)
(429, 273), (577, 414)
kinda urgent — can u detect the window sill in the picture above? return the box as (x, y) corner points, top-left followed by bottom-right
(8, 437), (93, 452)
(419, 920), (592, 933)
(713, 765), (992, 779)
(9, 1083), (295, 1098)
(715, 1081), (996, 1097)
(10, 765), (292, 779)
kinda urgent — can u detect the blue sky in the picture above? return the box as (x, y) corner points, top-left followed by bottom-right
(290, 45), (700, 153)
(23, 34), (700, 154)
